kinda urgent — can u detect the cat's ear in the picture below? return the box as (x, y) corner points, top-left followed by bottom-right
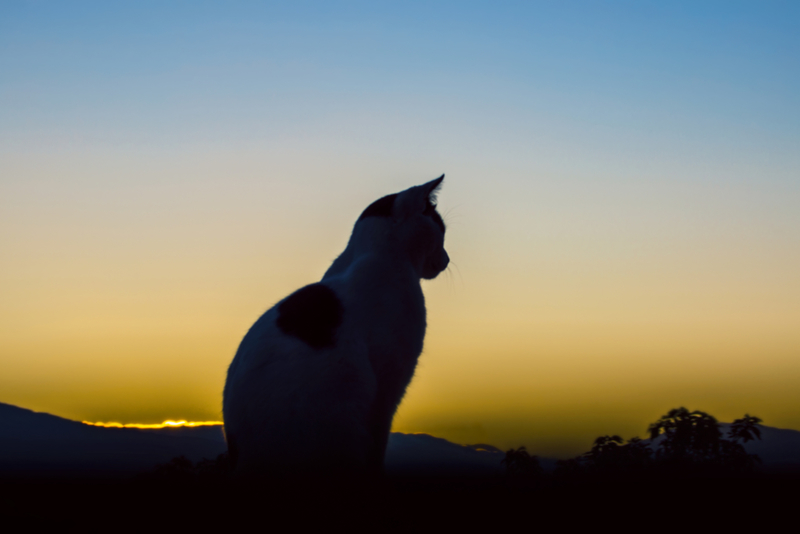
(394, 175), (444, 220)
(424, 174), (444, 205)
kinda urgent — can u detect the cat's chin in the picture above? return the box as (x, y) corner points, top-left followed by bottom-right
(421, 251), (449, 280)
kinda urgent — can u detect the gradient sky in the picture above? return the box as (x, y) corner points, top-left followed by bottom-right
(1, 1), (798, 457)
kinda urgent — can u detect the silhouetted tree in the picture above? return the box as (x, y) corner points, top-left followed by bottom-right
(538, 408), (763, 483)
(648, 408), (722, 463)
(502, 446), (543, 479)
(728, 414), (762, 443)
(553, 458), (583, 478)
(584, 435), (624, 464)
(647, 407), (761, 473)
(582, 435), (652, 473)
(719, 414), (764, 471)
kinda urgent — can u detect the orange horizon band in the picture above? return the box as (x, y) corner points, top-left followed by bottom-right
(82, 420), (224, 429)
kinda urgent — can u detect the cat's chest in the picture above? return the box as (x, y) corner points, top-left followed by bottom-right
(333, 278), (425, 366)
(322, 256), (428, 379)
(345, 284), (423, 339)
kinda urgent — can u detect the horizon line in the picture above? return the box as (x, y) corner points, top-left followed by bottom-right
(82, 420), (224, 429)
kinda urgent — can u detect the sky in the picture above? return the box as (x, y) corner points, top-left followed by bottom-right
(1, 1), (798, 457)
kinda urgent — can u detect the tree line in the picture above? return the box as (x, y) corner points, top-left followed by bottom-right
(151, 407), (764, 482)
(504, 407), (763, 482)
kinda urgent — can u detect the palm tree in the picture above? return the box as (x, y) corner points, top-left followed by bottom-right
(648, 407), (722, 463)
(648, 408), (762, 471)
(728, 414), (762, 443)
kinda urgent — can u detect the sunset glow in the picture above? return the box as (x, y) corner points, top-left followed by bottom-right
(1, 2), (798, 458)
(82, 420), (223, 429)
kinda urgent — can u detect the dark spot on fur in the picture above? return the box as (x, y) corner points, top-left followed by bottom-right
(358, 193), (397, 221)
(424, 200), (446, 233)
(276, 284), (343, 349)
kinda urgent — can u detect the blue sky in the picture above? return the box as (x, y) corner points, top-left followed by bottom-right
(3, 1), (797, 158)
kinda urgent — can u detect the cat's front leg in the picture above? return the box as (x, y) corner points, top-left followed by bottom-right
(364, 382), (407, 473)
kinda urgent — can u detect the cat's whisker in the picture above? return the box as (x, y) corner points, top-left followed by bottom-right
(441, 261), (463, 295)
(443, 206), (464, 227)
(448, 266), (456, 293)
(448, 260), (465, 291)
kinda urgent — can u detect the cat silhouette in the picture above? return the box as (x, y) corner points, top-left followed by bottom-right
(222, 176), (449, 475)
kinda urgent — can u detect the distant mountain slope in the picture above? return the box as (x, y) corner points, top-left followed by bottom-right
(721, 423), (800, 470)
(0, 402), (508, 477)
(2, 402), (798, 477)
(0, 403), (227, 476)
(385, 432), (505, 475)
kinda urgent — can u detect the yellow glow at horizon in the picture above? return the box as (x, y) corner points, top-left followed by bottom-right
(1, 150), (798, 457)
(83, 420), (223, 429)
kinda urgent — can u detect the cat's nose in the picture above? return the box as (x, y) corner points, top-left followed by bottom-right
(441, 250), (450, 270)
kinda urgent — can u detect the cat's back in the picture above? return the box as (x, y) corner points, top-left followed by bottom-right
(228, 283), (338, 371)
(222, 279), (377, 472)
(224, 280), (367, 401)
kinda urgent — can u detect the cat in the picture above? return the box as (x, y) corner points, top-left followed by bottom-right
(222, 176), (449, 475)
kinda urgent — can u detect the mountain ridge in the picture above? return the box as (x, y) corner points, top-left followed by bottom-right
(2, 402), (799, 477)
(0, 402), (508, 477)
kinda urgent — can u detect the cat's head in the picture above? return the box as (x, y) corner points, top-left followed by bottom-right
(357, 175), (449, 280)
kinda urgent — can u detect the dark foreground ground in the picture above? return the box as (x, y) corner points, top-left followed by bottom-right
(2, 473), (797, 530)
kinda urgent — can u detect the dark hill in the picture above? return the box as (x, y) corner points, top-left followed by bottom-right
(0, 403), (226, 477)
(2, 402), (799, 478)
(0, 402), (508, 477)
